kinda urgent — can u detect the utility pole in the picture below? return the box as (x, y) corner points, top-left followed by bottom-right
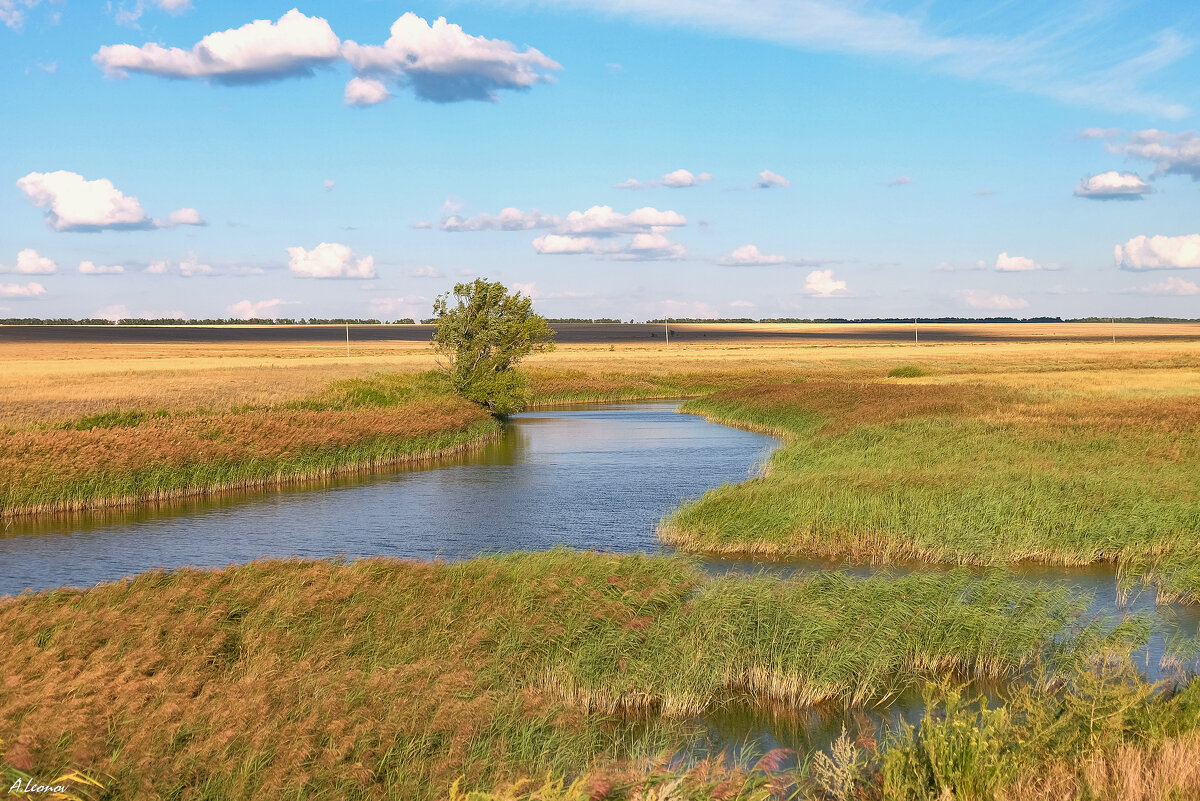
(1111, 317), (1116, 345)
(346, 323), (350, 357)
(664, 318), (669, 346)
(914, 317), (919, 344)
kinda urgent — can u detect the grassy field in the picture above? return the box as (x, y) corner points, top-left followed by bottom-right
(0, 550), (1110, 800)
(2, 324), (1200, 798)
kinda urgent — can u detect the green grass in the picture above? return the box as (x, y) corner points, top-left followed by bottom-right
(665, 383), (1200, 603)
(887, 366), (927, 378)
(0, 550), (1093, 800)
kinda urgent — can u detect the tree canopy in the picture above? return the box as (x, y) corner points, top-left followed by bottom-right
(431, 279), (555, 414)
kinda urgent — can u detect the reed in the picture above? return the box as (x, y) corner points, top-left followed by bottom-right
(0, 550), (1087, 800)
(665, 382), (1200, 603)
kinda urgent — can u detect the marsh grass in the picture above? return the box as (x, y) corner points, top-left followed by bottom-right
(0, 372), (500, 517)
(666, 382), (1200, 603)
(0, 551), (1089, 799)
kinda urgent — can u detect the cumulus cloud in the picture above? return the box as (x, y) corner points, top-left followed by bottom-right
(957, 290), (1030, 310)
(803, 269), (847, 297)
(1103, 129), (1200, 180)
(145, 260), (170, 274)
(227, 298), (295, 318)
(0, 248), (56, 274)
(1122, 276), (1199, 296)
(886, 175), (913, 186)
(532, 234), (609, 255)
(1074, 171), (1151, 200)
(533, 232), (685, 260)
(78, 261), (125, 275)
(0, 281), (47, 298)
(995, 252), (1042, 272)
(287, 242), (376, 278)
(342, 13), (561, 103)
(17, 170), (201, 232)
(617, 232), (687, 261)
(718, 244), (787, 266)
(344, 76), (390, 105)
(618, 169), (713, 189)
(756, 169), (790, 189)
(95, 9), (341, 84)
(1114, 234), (1200, 270)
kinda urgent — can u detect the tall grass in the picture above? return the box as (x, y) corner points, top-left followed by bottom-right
(665, 382), (1200, 603)
(0, 551), (1088, 800)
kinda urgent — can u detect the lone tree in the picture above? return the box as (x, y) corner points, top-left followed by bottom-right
(431, 279), (555, 414)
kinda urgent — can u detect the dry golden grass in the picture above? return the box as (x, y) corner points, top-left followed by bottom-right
(1003, 733), (1200, 800)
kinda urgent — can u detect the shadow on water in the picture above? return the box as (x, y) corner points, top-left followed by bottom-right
(2, 400), (1197, 762)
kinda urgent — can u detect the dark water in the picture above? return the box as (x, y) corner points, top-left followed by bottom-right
(0, 402), (776, 595)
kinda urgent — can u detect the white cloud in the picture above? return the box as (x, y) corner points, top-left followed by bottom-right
(1114, 234), (1200, 270)
(145, 260), (169, 274)
(322, 179), (336, 191)
(719, 244), (786, 266)
(621, 169), (712, 189)
(617, 232), (687, 261)
(179, 254), (213, 276)
(344, 76), (390, 106)
(409, 265), (444, 278)
(1105, 130), (1200, 180)
(411, 220), (433, 230)
(287, 242), (376, 278)
(937, 259), (988, 272)
(441, 207), (558, 232)
(1074, 171), (1151, 200)
(803, 269), (847, 297)
(1122, 276), (1199, 296)
(0, 281), (46, 298)
(443, 205), (685, 236)
(95, 304), (128, 322)
(17, 170), (151, 231)
(1, 0), (42, 31)
(156, 207), (206, 227)
(756, 169), (790, 188)
(342, 13), (561, 103)
(730, 299), (754, 309)
(227, 298), (295, 319)
(369, 295), (427, 315)
(995, 252), (1042, 272)
(957, 290), (1030, 310)
(532, 234), (609, 255)
(113, 0), (193, 26)
(886, 175), (913, 186)
(79, 261), (125, 275)
(0, 248), (57, 274)
(95, 9), (341, 84)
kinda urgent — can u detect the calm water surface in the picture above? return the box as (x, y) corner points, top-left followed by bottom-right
(0, 402), (776, 595)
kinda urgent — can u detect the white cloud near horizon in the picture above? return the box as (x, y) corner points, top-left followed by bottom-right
(17, 170), (203, 232)
(0, 281), (47, 298)
(1074, 171), (1152, 200)
(78, 261), (125, 275)
(1114, 234), (1200, 270)
(0, 249), (56, 274)
(287, 242), (376, 278)
(520, 0), (1191, 117)
(442, 205), (686, 236)
(957, 289), (1030, 310)
(1122, 276), (1199, 296)
(227, 298), (295, 318)
(803, 269), (847, 297)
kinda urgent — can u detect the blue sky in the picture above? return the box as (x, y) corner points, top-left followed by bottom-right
(2, 0), (1199, 321)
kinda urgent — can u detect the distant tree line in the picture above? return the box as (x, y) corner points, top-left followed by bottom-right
(0, 317), (417, 326)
